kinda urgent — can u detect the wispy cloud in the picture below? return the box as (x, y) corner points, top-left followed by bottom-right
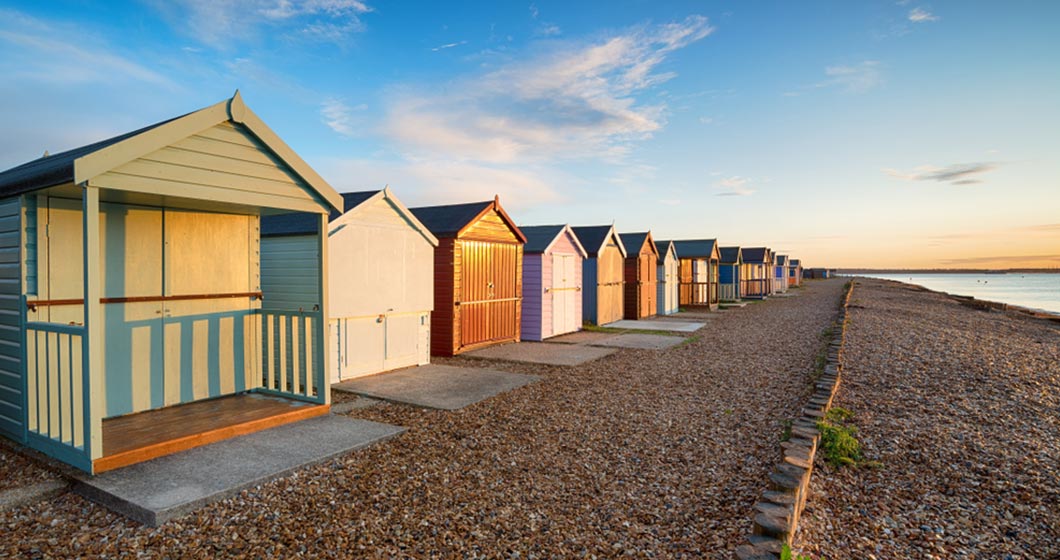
(383, 15), (713, 164)
(320, 97), (365, 137)
(0, 10), (173, 87)
(431, 40), (467, 52)
(713, 176), (755, 196)
(821, 61), (882, 93)
(150, 0), (372, 48)
(884, 162), (999, 185)
(908, 7), (939, 23)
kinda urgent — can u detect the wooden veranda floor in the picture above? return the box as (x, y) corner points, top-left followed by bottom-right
(95, 393), (329, 473)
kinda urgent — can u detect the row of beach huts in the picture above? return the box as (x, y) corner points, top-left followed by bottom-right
(0, 95), (816, 474)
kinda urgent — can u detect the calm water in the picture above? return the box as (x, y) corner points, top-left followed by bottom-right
(859, 273), (1060, 315)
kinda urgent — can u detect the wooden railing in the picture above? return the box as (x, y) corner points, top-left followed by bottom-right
(719, 284), (739, 302)
(259, 309), (324, 403)
(25, 321), (92, 467)
(743, 279), (770, 297)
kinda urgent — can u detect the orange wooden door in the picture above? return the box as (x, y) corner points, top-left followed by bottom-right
(459, 241), (518, 348)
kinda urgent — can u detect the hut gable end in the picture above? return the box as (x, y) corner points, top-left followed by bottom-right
(96, 121), (321, 212)
(460, 208), (522, 243)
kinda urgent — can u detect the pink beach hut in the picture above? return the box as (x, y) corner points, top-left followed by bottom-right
(519, 225), (588, 341)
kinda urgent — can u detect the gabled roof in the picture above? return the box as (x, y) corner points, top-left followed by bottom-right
(742, 247), (770, 264)
(654, 240), (677, 264)
(519, 224), (587, 257)
(776, 255), (789, 266)
(409, 196), (526, 242)
(618, 232), (658, 258)
(671, 239), (720, 260)
(720, 246), (743, 264)
(0, 92), (342, 211)
(790, 259), (801, 267)
(572, 225), (628, 258)
(262, 188), (438, 246)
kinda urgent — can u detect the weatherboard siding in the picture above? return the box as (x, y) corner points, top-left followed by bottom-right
(0, 197), (21, 441)
(521, 254), (543, 341)
(91, 122), (322, 213)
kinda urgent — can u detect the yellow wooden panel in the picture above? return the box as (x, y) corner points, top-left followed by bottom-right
(164, 210), (251, 295)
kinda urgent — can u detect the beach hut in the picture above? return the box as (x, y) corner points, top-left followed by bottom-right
(788, 258), (802, 287)
(719, 246), (743, 302)
(618, 232), (659, 319)
(0, 93), (342, 473)
(261, 188), (438, 381)
(572, 225), (627, 326)
(672, 239), (721, 310)
(410, 197), (526, 356)
(655, 240), (680, 315)
(774, 255), (790, 293)
(519, 225), (587, 341)
(742, 247), (772, 298)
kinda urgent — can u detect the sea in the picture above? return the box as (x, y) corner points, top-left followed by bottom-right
(856, 272), (1060, 316)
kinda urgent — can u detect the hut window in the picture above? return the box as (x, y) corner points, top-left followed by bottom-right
(24, 195), (37, 295)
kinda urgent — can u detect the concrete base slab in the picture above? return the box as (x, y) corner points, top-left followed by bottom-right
(669, 311), (718, 320)
(466, 342), (617, 366)
(772, 292), (798, 297)
(604, 319), (705, 332)
(720, 302), (748, 308)
(0, 479), (69, 512)
(330, 397), (382, 414)
(333, 364), (540, 410)
(74, 415), (403, 526)
(589, 333), (686, 350)
(548, 331), (618, 345)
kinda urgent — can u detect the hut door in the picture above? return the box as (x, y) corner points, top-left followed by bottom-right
(639, 254), (654, 317)
(460, 241), (518, 348)
(551, 254), (578, 335)
(162, 210), (258, 406)
(597, 243), (624, 325)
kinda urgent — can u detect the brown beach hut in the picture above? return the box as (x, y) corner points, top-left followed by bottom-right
(672, 239), (721, 310)
(410, 197), (527, 356)
(618, 232), (659, 319)
(572, 225), (627, 326)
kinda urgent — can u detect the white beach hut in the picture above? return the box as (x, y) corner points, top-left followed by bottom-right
(261, 188), (438, 381)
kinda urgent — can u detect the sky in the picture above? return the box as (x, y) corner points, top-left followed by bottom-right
(0, 1), (1057, 269)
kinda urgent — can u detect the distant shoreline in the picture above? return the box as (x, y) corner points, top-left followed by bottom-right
(840, 268), (1060, 274)
(860, 277), (1060, 322)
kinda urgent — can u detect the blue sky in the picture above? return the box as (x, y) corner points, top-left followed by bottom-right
(1, 1), (1058, 267)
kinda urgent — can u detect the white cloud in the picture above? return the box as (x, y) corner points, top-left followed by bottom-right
(320, 98), (365, 137)
(908, 7), (939, 23)
(150, 0), (372, 48)
(698, 116), (714, 125)
(713, 176), (755, 196)
(884, 162), (998, 185)
(822, 61), (882, 93)
(431, 40), (467, 52)
(382, 15), (714, 164)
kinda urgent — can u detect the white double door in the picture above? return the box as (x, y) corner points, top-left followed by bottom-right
(550, 254), (579, 336)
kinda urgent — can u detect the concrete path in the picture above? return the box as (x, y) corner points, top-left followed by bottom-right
(667, 311), (718, 320)
(74, 416), (403, 526)
(548, 331), (617, 345)
(604, 319), (705, 332)
(333, 364), (540, 411)
(466, 342), (617, 366)
(588, 333), (687, 350)
(719, 302), (748, 309)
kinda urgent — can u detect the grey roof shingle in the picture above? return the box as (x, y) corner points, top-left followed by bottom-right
(742, 247), (770, 263)
(519, 225), (567, 254)
(719, 246), (742, 264)
(571, 225), (616, 257)
(261, 191), (379, 236)
(0, 114), (184, 197)
(671, 239), (718, 259)
(408, 200), (493, 238)
(618, 232), (650, 255)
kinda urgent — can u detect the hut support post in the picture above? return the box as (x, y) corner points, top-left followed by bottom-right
(82, 185), (103, 461)
(315, 213), (330, 405)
